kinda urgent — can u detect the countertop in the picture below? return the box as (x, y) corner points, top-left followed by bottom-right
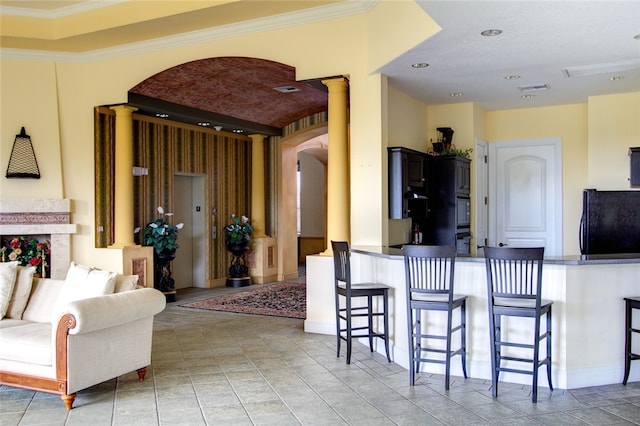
(351, 245), (640, 265)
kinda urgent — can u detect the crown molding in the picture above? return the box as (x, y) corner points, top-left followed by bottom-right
(0, 0), (377, 63)
(0, 0), (129, 19)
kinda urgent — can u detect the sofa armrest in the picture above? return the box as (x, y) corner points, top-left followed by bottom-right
(54, 288), (166, 335)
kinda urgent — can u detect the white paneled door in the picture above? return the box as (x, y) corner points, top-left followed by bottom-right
(488, 138), (562, 256)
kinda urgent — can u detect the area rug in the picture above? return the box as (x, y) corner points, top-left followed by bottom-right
(179, 282), (306, 319)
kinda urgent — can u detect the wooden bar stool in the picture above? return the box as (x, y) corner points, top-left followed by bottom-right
(623, 296), (640, 385)
(331, 241), (392, 364)
(402, 244), (467, 390)
(484, 246), (553, 403)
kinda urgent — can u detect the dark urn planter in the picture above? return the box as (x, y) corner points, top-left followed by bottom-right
(226, 242), (251, 287)
(154, 249), (177, 302)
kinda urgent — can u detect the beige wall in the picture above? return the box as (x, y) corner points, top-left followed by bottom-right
(382, 90), (639, 255)
(587, 91), (640, 189)
(2, 0), (638, 270)
(1, 4), (439, 271)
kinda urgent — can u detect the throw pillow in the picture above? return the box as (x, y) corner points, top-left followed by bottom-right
(5, 265), (36, 319)
(57, 262), (117, 305)
(114, 274), (139, 293)
(0, 261), (19, 319)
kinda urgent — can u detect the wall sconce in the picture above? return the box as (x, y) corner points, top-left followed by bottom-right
(6, 127), (40, 179)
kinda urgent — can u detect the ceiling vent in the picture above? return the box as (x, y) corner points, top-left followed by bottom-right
(273, 86), (301, 93)
(562, 59), (640, 78)
(518, 84), (549, 93)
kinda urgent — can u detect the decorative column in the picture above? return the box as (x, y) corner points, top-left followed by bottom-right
(249, 134), (267, 238)
(322, 77), (350, 254)
(109, 105), (138, 248)
(247, 134), (277, 283)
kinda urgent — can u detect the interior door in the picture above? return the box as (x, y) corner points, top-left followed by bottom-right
(489, 138), (562, 255)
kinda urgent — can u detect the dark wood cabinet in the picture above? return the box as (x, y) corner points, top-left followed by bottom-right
(427, 155), (471, 254)
(388, 147), (428, 219)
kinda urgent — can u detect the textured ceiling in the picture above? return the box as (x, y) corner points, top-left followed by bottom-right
(129, 57), (329, 135)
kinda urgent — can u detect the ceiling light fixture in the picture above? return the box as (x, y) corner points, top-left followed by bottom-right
(481, 29), (502, 37)
(521, 94), (535, 99)
(273, 86), (300, 93)
(213, 125), (223, 131)
(155, 113), (169, 118)
(504, 75), (521, 80)
(411, 63), (429, 68)
(609, 76), (624, 81)
(634, 34), (640, 40)
(233, 129), (244, 133)
(198, 122), (210, 127)
(519, 83), (549, 92)
(450, 92), (463, 97)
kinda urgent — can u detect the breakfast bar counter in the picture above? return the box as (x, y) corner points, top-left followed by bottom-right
(305, 246), (640, 389)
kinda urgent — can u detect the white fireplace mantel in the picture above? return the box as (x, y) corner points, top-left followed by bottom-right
(0, 199), (78, 279)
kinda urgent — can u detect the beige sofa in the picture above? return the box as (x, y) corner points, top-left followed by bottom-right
(0, 262), (166, 409)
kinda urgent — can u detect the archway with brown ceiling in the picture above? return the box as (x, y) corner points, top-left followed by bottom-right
(126, 57), (330, 283)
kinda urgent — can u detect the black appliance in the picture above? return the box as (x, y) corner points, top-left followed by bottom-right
(580, 189), (640, 255)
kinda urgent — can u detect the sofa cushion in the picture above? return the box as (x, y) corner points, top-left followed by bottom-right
(0, 322), (52, 366)
(0, 261), (19, 319)
(0, 318), (29, 329)
(115, 274), (139, 293)
(5, 266), (36, 319)
(22, 279), (64, 323)
(58, 262), (117, 304)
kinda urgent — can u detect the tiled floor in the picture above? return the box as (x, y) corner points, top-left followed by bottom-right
(2, 278), (640, 425)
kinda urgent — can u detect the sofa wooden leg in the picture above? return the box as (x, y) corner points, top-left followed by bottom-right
(137, 366), (148, 381)
(61, 393), (76, 410)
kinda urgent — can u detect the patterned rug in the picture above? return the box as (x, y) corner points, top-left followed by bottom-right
(179, 282), (306, 319)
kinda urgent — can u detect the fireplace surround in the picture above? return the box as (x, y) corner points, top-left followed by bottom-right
(0, 199), (78, 279)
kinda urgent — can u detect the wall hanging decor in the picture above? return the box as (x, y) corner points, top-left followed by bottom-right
(5, 127), (41, 179)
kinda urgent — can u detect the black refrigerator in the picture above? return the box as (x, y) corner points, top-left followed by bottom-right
(580, 189), (640, 255)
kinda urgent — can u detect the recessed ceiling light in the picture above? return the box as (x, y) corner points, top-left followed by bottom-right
(504, 75), (521, 80)
(198, 122), (210, 127)
(273, 86), (300, 93)
(233, 129), (244, 133)
(450, 92), (463, 97)
(481, 29), (502, 37)
(155, 113), (169, 118)
(411, 63), (429, 68)
(610, 76), (624, 81)
(521, 94), (535, 99)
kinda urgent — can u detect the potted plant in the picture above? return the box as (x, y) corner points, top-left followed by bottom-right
(224, 214), (253, 250)
(139, 206), (184, 299)
(224, 214), (253, 286)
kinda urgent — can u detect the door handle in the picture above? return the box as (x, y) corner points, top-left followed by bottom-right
(498, 242), (508, 247)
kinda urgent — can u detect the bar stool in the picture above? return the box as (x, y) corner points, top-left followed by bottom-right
(623, 296), (640, 385)
(331, 241), (392, 364)
(403, 244), (467, 390)
(484, 246), (553, 403)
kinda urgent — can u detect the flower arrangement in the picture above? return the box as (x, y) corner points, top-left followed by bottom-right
(225, 214), (253, 247)
(139, 206), (184, 254)
(1, 236), (51, 277)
